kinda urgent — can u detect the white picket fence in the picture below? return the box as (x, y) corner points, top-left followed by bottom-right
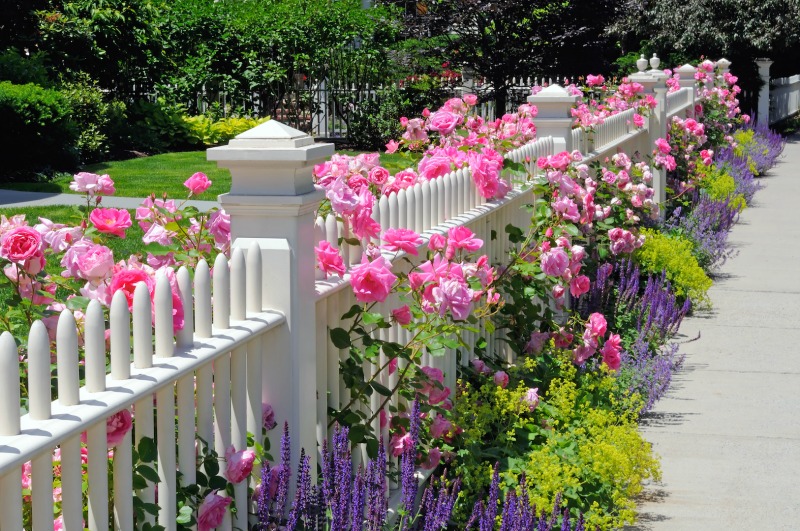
(770, 75), (800, 125)
(0, 62), (709, 531)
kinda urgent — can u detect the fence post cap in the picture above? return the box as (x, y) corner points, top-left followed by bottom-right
(675, 64), (697, 75)
(716, 58), (732, 71)
(208, 120), (334, 196)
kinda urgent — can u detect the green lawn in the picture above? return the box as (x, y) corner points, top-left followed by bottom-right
(0, 149), (418, 200)
(0, 151), (230, 199)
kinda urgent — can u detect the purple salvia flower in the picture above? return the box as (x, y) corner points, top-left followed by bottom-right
(400, 399), (422, 530)
(275, 422), (292, 520)
(560, 507), (571, 531)
(479, 464), (501, 531)
(465, 500), (483, 530)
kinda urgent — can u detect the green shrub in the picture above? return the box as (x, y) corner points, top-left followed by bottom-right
(184, 115), (270, 146)
(0, 81), (79, 179)
(120, 98), (194, 154)
(0, 49), (51, 86)
(634, 228), (712, 305)
(59, 74), (127, 163)
(347, 80), (450, 150)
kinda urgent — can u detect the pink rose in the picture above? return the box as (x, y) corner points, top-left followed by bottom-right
(432, 276), (473, 320)
(428, 233), (447, 252)
(0, 226), (42, 263)
(262, 403), (277, 430)
(106, 409), (132, 447)
(356, 153), (380, 170)
(225, 446), (257, 484)
(70, 172), (115, 196)
(198, 490), (232, 531)
(447, 226), (483, 253)
(428, 386), (451, 405)
(427, 110), (462, 136)
(587, 312), (607, 338)
(633, 113), (645, 128)
(368, 166), (390, 186)
(523, 388), (539, 411)
(540, 248), (569, 277)
(422, 447), (442, 470)
(392, 305), (412, 325)
(525, 331), (550, 354)
(184, 172), (212, 195)
(89, 208), (132, 238)
(463, 94), (478, 106)
(430, 414), (452, 439)
(108, 267), (155, 310)
(471, 358), (490, 374)
(586, 74), (605, 87)
(390, 432), (412, 457)
(654, 137), (671, 155)
(350, 255), (397, 303)
(382, 228), (423, 256)
(569, 275), (590, 297)
(573, 345), (595, 364)
(76, 244), (114, 284)
(207, 209), (231, 250)
(385, 140), (400, 154)
(601, 334), (622, 371)
(493, 370), (509, 388)
(315, 241), (346, 278)
(418, 155), (453, 181)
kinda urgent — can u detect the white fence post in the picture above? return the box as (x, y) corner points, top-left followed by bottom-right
(527, 85), (579, 153)
(757, 59), (774, 124)
(209, 121), (334, 475)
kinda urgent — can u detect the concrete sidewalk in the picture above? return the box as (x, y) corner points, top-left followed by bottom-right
(0, 189), (218, 210)
(629, 136), (800, 529)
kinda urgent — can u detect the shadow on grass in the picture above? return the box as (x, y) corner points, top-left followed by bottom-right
(0, 182), (65, 194)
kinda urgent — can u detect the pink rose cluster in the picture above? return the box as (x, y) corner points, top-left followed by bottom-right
(537, 236), (591, 306)
(405, 227), (494, 321)
(608, 227), (644, 255)
(567, 77), (654, 129)
(572, 312), (622, 370)
(70, 172), (115, 196)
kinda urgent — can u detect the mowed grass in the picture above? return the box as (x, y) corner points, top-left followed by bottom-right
(0, 205), (145, 315)
(0, 149), (417, 199)
(0, 151), (230, 199)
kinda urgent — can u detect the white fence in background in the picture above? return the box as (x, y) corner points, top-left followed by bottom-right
(770, 75), (800, 125)
(0, 62), (709, 530)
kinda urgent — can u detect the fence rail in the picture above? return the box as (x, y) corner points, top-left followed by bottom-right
(770, 75), (800, 124)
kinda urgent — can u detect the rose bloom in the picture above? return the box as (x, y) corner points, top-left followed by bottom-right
(184, 172), (212, 195)
(350, 255), (396, 303)
(225, 446), (257, 484)
(422, 447), (442, 470)
(0, 226), (42, 263)
(70, 172), (115, 196)
(108, 267), (155, 310)
(427, 110), (462, 136)
(77, 244), (115, 284)
(368, 166), (390, 186)
(198, 490), (232, 531)
(587, 312), (607, 338)
(569, 275), (591, 297)
(391, 305), (412, 325)
(382, 228), (423, 256)
(430, 414), (452, 439)
(447, 226), (483, 252)
(89, 208), (132, 238)
(262, 403), (277, 431)
(106, 408), (133, 447)
(493, 370), (509, 388)
(315, 241), (346, 278)
(523, 388), (540, 411)
(540, 248), (569, 277)
(463, 93), (478, 106)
